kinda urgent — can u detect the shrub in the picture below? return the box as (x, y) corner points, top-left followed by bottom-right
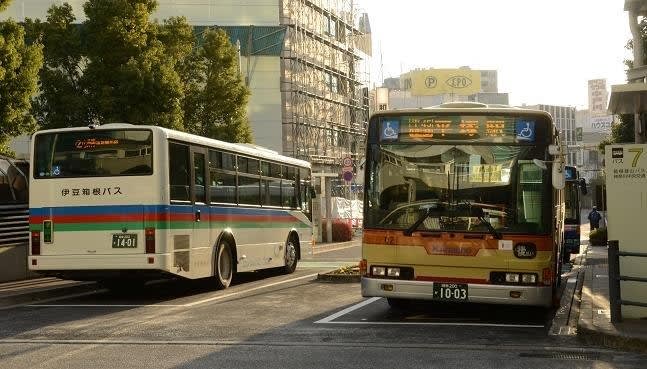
(589, 227), (607, 246)
(321, 220), (353, 242)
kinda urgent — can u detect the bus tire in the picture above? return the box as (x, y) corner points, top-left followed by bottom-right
(214, 241), (233, 289)
(282, 237), (298, 274)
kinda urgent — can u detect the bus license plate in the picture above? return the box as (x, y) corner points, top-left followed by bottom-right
(433, 283), (468, 301)
(112, 234), (138, 248)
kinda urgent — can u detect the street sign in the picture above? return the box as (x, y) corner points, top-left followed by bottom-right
(342, 156), (353, 182)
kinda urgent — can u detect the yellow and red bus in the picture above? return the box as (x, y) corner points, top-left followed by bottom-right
(360, 103), (566, 308)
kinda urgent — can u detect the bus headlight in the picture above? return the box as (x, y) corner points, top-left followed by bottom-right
(505, 273), (520, 283)
(371, 266), (386, 276)
(521, 274), (537, 284)
(387, 267), (401, 277)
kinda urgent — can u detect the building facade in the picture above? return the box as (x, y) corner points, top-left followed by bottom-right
(2, 0), (371, 174)
(373, 67), (508, 111)
(524, 104), (578, 166)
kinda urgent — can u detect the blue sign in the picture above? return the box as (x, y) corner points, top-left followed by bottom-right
(565, 166), (577, 180)
(380, 119), (400, 141)
(515, 120), (535, 142)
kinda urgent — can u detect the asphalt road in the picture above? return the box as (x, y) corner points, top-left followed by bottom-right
(1, 260), (647, 369)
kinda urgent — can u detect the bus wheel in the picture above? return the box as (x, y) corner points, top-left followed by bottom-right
(283, 237), (298, 274)
(214, 241), (233, 289)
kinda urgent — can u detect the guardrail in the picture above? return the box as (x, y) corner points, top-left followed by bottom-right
(608, 240), (647, 323)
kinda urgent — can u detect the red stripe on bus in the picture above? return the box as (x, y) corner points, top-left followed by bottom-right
(362, 229), (554, 251)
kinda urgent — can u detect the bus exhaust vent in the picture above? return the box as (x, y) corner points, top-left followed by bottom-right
(519, 352), (602, 361)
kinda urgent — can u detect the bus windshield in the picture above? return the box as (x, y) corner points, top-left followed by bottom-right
(364, 143), (551, 234)
(34, 129), (153, 178)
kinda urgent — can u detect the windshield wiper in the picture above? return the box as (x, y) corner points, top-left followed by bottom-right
(478, 214), (502, 240)
(459, 201), (502, 239)
(403, 207), (431, 236)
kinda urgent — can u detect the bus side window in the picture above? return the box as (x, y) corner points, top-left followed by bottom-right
(169, 143), (190, 202)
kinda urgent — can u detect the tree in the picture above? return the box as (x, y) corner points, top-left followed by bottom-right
(182, 28), (252, 143)
(599, 114), (635, 152)
(0, 2), (43, 156)
(24, 4), (88, 129)
(82, 0), (184, 129)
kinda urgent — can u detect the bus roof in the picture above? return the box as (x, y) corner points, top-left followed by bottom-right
(32, 124), (311, 169)
(369, 102), (553, 121)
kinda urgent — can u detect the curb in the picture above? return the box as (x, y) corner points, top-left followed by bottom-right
(577, 323), (647, 354)
(315, 273), (360, 283)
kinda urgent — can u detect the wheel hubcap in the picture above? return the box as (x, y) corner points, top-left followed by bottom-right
(285, 241), (296, 267)
(219, 245), (231, 280)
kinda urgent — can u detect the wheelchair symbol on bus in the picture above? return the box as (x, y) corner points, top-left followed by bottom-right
(381, 120), (400, 141)
(515, 121), (535, 142)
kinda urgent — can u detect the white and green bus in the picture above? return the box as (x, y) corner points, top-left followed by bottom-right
(29, 124), (313, 289)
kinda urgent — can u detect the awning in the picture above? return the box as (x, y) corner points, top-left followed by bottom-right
(608, 83), (647, 114)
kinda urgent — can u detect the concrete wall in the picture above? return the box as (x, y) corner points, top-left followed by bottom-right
(241, 56), (283, 152)
(2, 0), (281, 25)
(0, 243), (33, 282)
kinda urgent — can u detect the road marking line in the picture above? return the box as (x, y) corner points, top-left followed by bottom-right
(183, 273), (318, 307)
(316, 321), (545, 328)
(0, 290), (102, 311)
(312, 243), (359, 255)
(14, 273), (318, 309)
(314, 297), (381, 323)
(315, 297), (544, 328)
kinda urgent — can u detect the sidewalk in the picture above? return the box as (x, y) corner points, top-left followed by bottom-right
(577, 223), (647, 353)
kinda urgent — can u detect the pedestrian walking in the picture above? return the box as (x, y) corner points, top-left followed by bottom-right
(588, 206), (602, 230)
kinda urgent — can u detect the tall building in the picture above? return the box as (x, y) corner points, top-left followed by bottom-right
(372, 67), (509, 111)
(2, 0), (372, 173)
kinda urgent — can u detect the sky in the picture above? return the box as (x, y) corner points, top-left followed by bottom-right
(356, 0), (632, 109)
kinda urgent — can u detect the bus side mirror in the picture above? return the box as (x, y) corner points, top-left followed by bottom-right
(579, 178), (588, 195)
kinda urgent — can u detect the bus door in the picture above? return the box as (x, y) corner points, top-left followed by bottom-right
(191, 146), (211, 275)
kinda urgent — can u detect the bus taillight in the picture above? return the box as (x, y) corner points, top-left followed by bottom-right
(359, 259), (367, 276)
(542, 267), (553, 286)
(145, 227), (155, 254)
(31, 231), (41, 255)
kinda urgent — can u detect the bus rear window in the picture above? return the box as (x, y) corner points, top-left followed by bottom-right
(34, 129), (153, 178)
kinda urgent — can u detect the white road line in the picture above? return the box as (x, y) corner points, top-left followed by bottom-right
(314, 297), (381, 323)
(312, 243), (359, 255)
(15, 273), (318, 309)
(0, 290), (102, 311)
(183, 273), (319, 307)
(314, 297), (544, 328)
(27, 304), (184, 308)
(317, 321), (545, 328)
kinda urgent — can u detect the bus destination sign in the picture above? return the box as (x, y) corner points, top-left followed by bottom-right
(380, 115), (538, 143)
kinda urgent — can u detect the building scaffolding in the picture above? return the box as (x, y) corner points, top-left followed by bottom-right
(279, 0), (371, 173)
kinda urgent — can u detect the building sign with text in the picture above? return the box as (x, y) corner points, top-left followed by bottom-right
(605, 144), (647, 319)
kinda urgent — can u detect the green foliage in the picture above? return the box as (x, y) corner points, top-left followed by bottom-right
(589, 227), (607, 246)
(0, 0), (10, 13)
(25, 4), (89, 129)
(599, 114), (634, 152)
(182, 28), (252, 143)
(624, 17), (647, 70)
(0, 18), (43, 148)
(82, 0), (184, 129)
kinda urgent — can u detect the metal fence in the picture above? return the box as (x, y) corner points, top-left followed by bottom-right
(608, 240), (647, 323)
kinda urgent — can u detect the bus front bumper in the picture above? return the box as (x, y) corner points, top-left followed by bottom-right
(361, 277), (553, 307)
